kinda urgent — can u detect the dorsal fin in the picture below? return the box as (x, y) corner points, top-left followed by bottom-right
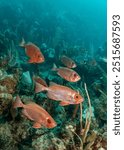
(51, 63), (58, 71)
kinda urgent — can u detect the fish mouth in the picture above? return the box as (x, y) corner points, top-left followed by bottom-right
(72, 64), (77, 68)
(71, 75), (80, 82)
(47, 123), (57, 128)
(73, 76), (81, 82)
(77, 76), (81, 81)
(37, 58), (44, 63)
(80, 98), (84, 103)
(76, 98), (84, 104)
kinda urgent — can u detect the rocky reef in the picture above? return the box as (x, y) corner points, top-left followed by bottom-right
(0, 52), (107, 150)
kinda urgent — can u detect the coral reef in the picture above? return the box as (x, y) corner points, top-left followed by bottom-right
(32, 132), (67, 150)
(0, 69), (19, 116)
(0, 123), (18, 150)
(0, 57), (106, 150)
(0, 52), (107, 150)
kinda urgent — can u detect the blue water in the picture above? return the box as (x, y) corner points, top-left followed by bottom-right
(0, 0), (106, 50)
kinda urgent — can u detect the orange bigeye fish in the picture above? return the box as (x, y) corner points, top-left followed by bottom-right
(60, 55), (77, 68)
(13, 96), (57, 129)
(35, 82), (84, 106)
(52, 64), (81, 82)
(19, 38), (45, 64)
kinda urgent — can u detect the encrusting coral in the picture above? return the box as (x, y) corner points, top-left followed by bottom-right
(0, 69), (18, 115)
(0, 55), (107, 150)
(0, 123), (18, 150)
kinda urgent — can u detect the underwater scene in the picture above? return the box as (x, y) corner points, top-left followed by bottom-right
(0, 0), (107, 150)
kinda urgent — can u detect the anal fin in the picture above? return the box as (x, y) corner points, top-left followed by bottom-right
(33, 122), (42, 128)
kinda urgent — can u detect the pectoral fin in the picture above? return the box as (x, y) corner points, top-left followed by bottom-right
(22, 109), (34, 121)
(33, 122), (42, 128)
(59, 101), (70, 106)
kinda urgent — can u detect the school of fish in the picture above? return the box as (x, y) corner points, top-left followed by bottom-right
(14, 40), (84, 129)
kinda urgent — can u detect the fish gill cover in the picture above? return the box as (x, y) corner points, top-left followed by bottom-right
(0, 0), (107, 150)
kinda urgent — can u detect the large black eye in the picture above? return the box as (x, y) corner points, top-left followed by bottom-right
(47, 118), (51, 124)
(75, 95), (78, 99)
(73, 73), (77, 77)
(38, 55), (41, 58)
(74, 94), (79, 101)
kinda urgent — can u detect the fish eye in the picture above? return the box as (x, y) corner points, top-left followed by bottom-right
(73, 73), (77, 77)
(47, 118), (51, 124)
(38, 55), (41, 58)
(74, 94), (79, 100)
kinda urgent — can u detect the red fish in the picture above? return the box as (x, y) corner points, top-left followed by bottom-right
(19, 38), (45, 63)
(35, 82), (84, 106)
(13, 96), (57, 129)
(60, 55), (77, 68)
(52, 64), (81, 82)
(33, 75), (48, 87)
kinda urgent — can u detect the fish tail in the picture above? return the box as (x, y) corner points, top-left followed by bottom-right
(13, 95), (24, 108)
(52, 63), (58, 71)
(35, 82), (48, 93)
(19, 38), (25, 47)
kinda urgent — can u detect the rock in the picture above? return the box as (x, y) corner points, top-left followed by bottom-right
(21, 71), (32, 86)
(19, 71), (34, 94)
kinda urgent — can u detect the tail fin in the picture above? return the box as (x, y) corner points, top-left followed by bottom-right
(52, 63), (58, 71)
(13, 95), (24, 108)
(35, 82), (48, 93)
(33, 75), (48, 87)
(19, 38), (25, 47)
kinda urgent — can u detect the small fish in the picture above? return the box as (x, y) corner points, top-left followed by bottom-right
(52, 64), (81, 82)
(35, 82), (84, 106)
(19, 38), (45, 63)
(60, 55), (77, 68)
(13, 96), (57, 129)
(33, 75), (48, 87)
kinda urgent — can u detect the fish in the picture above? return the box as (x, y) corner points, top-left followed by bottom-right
(19, 38), (45, 63)
(60, 55), (77, 68)
(13, 95), (57, 129)
(33, 75), (48, 87)
(35, 82), (84, 106)
(52, 64), (81, 82)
